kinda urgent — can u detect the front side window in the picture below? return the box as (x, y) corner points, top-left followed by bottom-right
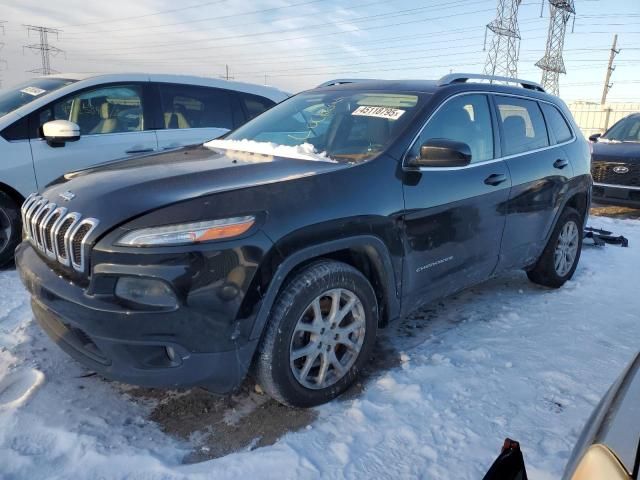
(0, 78), (76, 119)
(603, 115), (640, 143)
(40, 84), (144, 136)
(496, 97), (549, 156)
(409, 94), (494, 163)
(159, 84), (233, 130)
(220, 90), (427, 162)
(541, 103), (573, 144)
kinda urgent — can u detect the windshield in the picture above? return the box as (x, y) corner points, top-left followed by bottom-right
(602, 115), (640, 143)
(0, 78), (76, 118)
(213, 90), (427, 162)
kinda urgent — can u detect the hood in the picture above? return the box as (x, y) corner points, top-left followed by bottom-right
(41, 144), (348, 235)
(592, 141), (640, 163)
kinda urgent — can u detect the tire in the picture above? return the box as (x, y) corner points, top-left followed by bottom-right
(0, 192), (21, 268)
(255, 260), (378, 408)
(527, 206), (583, 289)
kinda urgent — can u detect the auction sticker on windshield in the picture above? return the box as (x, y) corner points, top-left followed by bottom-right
(352, 105), (405, 120)
(20, 87), (47, 97)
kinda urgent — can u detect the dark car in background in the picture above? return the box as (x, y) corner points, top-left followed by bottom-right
(590, 113), (640, 209)
(16, 73), (591, 408)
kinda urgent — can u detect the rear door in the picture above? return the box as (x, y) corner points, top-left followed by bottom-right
(155, 83), (245, 150)
(29, 83), (158, 189)
(401, 93), (511, 311)
(493, 95), (574, 270)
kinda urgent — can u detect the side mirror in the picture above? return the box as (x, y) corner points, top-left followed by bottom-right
(43, 120), (81, 147)
(588, 133), (602, 143)
(407, 139), (472, 168)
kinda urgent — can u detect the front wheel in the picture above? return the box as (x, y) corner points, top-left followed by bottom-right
(527, 206), (583, 288)
(0, 192), (21, 268)
(255, 260), (378, 407)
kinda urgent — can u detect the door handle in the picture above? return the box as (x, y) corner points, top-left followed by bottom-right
(553, 158), (569, 169)
(484, 173), (508, 186)
(126, 148), (155, 154)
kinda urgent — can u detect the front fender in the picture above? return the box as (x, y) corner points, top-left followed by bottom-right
(248, 235), (401, 340)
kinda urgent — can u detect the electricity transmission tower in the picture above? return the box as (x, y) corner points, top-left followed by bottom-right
(535, 0), (575, 95)
(23, 25), (63, 75)
(484, 0), (523, 79)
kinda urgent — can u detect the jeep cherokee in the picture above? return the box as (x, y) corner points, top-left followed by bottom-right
(15, 74), (591, 407)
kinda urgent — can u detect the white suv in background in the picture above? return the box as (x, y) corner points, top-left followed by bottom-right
(0, 73), (289, 265)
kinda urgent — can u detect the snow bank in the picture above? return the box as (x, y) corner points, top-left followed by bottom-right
(204, 139), (336, 163)
(0, 216), (639, 479)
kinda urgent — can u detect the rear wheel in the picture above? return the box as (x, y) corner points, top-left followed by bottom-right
(255, 260), (378, 407)
(527, 207), (583, 288)
(0, 192), (21, 268)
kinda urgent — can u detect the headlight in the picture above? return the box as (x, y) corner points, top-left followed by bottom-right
(115, 216), (255, 247)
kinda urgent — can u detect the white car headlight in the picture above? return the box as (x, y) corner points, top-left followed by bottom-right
(116, 216), (255, 247)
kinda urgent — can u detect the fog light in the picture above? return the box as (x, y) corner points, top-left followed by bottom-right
(115, 277), (178, 309)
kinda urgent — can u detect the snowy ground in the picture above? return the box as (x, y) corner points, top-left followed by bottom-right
(0, 214), (639, 480)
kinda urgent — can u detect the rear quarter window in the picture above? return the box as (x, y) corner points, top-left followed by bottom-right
(540, 103), (573, 144)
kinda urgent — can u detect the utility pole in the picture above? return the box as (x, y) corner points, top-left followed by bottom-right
(536, 0), (575, 96)
(600, 34), (619, 105)
(23, 25), (63, 75)
(483, 0), (523, 79)
(221, 64), (234, 81)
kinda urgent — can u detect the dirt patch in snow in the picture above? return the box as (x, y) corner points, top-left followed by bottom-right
(590, 204), (640, 219)
(127, 383), (317, 462)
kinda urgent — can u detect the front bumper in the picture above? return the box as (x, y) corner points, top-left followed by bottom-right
(15, 242), (261, 393)
(592, 183), (640, 208)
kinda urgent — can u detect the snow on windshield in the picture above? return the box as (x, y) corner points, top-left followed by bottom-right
(204, 139), (337, 163)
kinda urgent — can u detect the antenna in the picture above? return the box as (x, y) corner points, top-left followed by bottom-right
(535, 0), (575, 96)
(23, 25), (64, 75)
(483, 0), (523, 80)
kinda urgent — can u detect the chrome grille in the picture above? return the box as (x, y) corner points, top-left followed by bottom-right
(21, 194), (99, 273)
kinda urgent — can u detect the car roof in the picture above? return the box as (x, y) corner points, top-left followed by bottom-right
(42, 72), (290, 102)
(310, 75), (559, 104)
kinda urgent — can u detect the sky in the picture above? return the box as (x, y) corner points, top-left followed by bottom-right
(0, 0), (638, 102)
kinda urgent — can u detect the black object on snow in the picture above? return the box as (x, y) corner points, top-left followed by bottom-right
(584, 226), (629, 247)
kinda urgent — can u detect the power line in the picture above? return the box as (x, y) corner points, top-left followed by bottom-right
(536, 0), (576, 95)
(23, 25), (64, 75)
(62, 0), (229, 28)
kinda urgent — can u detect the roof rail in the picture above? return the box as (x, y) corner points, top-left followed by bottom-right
(317, 79), (375, 88)
(437, 73), (545, 92)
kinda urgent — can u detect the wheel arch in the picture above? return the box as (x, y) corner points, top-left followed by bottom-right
(249, 235), (400, 340)
(0, 182), (26, 209)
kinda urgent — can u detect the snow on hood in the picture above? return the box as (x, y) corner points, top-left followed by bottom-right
(203, 139), (337, 163)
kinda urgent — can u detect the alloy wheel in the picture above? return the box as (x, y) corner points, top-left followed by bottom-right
(289, 288), (366, 390)
(554, 220), (579, 277)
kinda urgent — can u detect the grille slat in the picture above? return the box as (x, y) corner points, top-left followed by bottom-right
(21, 195), (99, 273)
(592, 161), (640, 187)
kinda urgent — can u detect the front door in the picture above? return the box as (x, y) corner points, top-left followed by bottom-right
(401, 93), (511, 312)
(30, 83), (158, 189)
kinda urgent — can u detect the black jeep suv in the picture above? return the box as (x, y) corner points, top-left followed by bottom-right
(16, 74), (591, 407)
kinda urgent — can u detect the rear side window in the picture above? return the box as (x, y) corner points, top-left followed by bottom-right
(159, 84), (233, 130)
(496, 97), (549, 156)
(541, 103), (573, 144)
(411, 94), (494, 163)
(240, 93), (276, 120)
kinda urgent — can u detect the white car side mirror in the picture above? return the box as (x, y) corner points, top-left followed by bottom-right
(43, 120), (81, 146)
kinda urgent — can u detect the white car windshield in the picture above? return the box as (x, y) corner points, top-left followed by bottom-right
(0, 78), (76, 118)
(218, 90), (427, 162)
